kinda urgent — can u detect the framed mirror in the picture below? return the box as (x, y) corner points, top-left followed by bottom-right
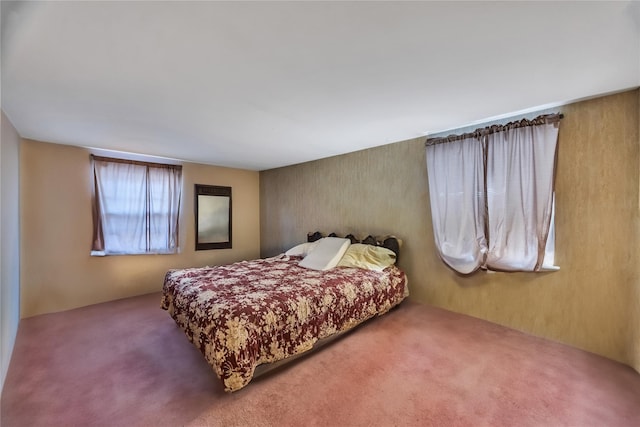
(195, 184), (232, 250)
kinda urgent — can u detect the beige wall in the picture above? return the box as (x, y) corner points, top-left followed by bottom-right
(632, 89), (640, 371)
(21, 140), (260, 317)
(261, 89), (640, 369)
(1, 111), (21, 392)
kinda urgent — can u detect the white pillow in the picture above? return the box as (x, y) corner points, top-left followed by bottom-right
(285, 241), (318, 257)
(298, 237), (351, 271)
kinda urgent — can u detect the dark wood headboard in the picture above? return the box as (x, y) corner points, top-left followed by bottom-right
(307, 231), (401, 262)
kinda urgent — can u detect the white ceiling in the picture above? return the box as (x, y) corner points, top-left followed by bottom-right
(2, 1), (639, 171)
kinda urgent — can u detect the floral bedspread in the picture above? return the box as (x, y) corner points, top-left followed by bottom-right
(161, 254), (408, 392)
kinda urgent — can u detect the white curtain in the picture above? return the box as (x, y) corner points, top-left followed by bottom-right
(92, 157), (182, 255)
(485, 123), (559, 271)
(425, 115), (560, 274)
(148, 166), (182, 252)
(426, 136), (487, 274)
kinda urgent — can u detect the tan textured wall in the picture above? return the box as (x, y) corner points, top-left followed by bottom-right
(21, 140), (260, 317)
(260, 89), (640, 366)
(633, 89), (640, 372)
(260, 138), (432, 282)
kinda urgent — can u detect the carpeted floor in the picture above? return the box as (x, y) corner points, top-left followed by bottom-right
(2, 292), (640, 427)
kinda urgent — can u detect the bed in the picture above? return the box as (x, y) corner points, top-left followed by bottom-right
(161, 232), (408, 392)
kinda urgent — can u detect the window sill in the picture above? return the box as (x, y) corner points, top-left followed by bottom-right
(484, 265), (560, 273)
(90, 250), (180, 256)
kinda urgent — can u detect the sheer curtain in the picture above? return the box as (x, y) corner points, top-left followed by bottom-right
(425, 114), (560, 274)
(92, 156), (182, 255)
(426, 136), (487, 274)
(148, 166), (182, 252)
(485, 122), (559, 271)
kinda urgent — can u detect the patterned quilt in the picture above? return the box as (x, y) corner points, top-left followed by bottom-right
(161, 254), (409, 392)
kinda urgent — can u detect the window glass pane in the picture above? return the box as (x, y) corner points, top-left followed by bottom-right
(542, 196), (556, 268)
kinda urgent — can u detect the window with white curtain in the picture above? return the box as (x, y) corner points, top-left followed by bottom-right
(425, 114), (561, 274)
(91, 155), (182, 256)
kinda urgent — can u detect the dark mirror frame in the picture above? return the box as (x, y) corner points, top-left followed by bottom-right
(194, 184), (232, 250)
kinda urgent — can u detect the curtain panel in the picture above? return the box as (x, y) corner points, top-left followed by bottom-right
(425, 114), (560, 274)
(426, 136), (487, 274)
(485, 123), (559, 271)
(91, 155), (182, 255)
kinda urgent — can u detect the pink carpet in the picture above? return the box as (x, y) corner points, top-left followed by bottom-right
(2, 292), (640, 426)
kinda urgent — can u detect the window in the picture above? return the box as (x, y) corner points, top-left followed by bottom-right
(91, 155), (182, 255)
(425, 114), (561, 274)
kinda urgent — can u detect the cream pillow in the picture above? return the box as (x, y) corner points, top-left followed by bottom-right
(298, 237), (351, 271)
(337, 243), (397, 272)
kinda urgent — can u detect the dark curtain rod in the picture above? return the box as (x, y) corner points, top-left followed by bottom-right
(425, 113), (564, 146)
